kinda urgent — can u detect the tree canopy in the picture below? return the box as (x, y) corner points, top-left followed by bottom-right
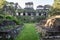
(0, 0), (6, 9)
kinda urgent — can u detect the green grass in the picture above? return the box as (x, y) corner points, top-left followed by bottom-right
(16, 23), (39, 40)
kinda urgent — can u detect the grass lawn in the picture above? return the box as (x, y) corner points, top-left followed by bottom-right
(16, 23), (39, 40)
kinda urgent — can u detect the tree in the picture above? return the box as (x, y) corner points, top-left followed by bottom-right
(0, 0), (6, 9)
(49, 7), (60, 17)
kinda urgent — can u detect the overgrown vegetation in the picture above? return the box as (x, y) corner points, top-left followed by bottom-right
(17, 16), (46, 23)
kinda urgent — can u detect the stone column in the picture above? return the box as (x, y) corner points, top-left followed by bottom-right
(41, 13), (44, 16)
(31, 16), (34, 20)
(36, 13), (39, 16)
(20, 13), (23, 16)
(25, 13), (28, 16)
(31, 13), (33, 16)
(16, 12), (19, 16)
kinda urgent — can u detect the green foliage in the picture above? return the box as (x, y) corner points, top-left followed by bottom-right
(48, 6), (60, 17)
(0, 0), (6, 9)
(5, 15), (20, 25)
(0, 15), (22, 25)
(17, 16), (46, 23)
(0, 14), (4, 18)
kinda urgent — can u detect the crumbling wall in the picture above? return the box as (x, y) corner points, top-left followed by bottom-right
(44, 16), (60, 30)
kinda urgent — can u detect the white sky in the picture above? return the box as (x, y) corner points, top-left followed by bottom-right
(6, 0), (54, 9)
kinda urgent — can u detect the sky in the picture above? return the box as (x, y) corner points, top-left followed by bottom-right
(6, 0), (54, 9)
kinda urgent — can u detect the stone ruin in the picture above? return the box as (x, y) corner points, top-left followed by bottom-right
(44, 15), (60, 30)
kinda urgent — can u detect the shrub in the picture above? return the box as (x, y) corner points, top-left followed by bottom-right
(5, 15), (23, 25)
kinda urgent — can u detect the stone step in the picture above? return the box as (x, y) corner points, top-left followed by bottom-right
(43, 36), (60, 39)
